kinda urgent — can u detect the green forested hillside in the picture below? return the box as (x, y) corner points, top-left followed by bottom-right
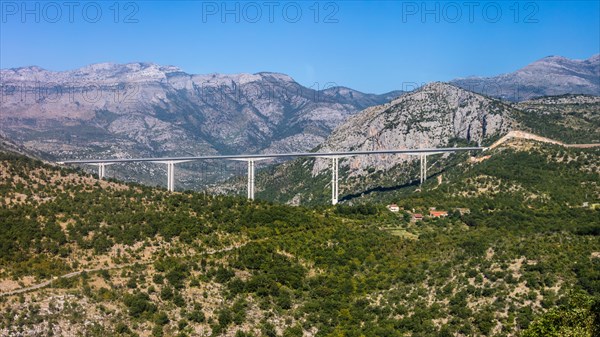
(369, 141), (599, 206)
(514, 95), (600, 144)
(0, 144), (599, 337)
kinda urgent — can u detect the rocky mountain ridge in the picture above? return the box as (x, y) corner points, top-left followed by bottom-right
(451, 54), (599, 101)
(310, 82), (516, 175)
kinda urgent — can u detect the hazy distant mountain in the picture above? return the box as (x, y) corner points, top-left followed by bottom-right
(0, 62), (401, 162)
(0, 133), (44, 159)
(452, 54), (600, 101)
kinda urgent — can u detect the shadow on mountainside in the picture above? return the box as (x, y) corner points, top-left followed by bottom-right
(339, 170), (445, 203)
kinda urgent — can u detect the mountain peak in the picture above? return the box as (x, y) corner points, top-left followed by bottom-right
(310, 78), (512, 176)
(420, 81), (458, 90)
(451, 54), (600, 101)
(4, 65), (46, 73)
(523, 54), (599, 69)
(413, 82), (476, 97)
(75, 62), (182, 76)
(255, 72), (296, 82)
(540, 55), (565, 60)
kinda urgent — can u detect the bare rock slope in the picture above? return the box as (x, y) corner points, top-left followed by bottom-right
(312, 82), (515, 174)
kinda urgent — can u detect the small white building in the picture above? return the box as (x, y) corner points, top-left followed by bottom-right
(387, 204), (400, 212)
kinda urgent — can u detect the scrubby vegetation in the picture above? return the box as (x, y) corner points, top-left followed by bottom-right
(0, 141), (599, 336)
(514, 95), (600, 144)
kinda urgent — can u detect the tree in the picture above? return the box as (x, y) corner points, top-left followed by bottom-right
(522, 293), (598, 337)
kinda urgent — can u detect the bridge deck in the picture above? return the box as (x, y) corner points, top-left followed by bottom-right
(58, 147), (485, 164)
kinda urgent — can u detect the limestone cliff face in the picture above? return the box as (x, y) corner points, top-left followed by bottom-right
(311, 82), (515, 175)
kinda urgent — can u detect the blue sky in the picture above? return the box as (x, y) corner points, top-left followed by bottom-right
(1, 0), (599, 93)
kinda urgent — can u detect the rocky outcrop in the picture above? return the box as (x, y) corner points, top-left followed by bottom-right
(311, 82), (515, 175)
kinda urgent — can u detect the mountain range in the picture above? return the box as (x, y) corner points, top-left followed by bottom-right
(452, 54), (599, 101)
(1, 55), (599, 336)
(0, 62), (401, 160)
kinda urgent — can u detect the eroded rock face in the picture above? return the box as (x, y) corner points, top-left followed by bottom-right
(312, 82), (515, 175)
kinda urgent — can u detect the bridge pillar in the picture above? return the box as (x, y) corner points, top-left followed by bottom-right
(420, 155), (423, 184)
(93, 162), (113, 179)
(331, 157), (339, 205)
(233, 158), (265, 200)
(99, 163), (106, 179)
(247, 160), (255, 200)
(167, 161), (175, 192)
(419, 154), (428, 185)
(424, 155), (427, 182)
(153, 160), (191, 192)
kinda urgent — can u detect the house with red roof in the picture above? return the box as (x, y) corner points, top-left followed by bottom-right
(429, 210), (448, 218)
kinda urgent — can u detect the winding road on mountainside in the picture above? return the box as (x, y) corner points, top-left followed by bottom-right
(489, 131), (600, 149)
